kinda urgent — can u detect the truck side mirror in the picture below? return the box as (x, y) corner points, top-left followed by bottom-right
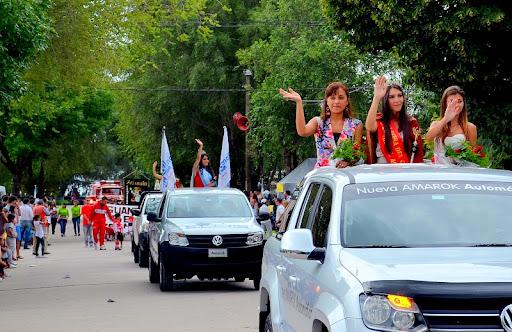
(280, 229), (325, 263)
(146, 212), (159, 222)
(132, 209), (141, 217)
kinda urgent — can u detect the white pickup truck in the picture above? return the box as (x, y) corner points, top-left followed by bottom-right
(259, 164), (512, 332)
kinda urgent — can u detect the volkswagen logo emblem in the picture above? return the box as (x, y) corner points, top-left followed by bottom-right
(212, 235), (223, 247)
(501, 304), (512, 332)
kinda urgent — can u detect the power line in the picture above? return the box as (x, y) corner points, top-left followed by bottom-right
(179, 20), (327, 28)
(109, 85), (372, 93)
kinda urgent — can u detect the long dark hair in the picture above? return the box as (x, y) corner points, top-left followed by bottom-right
(320, 82), (355, 120)
(199, 152), (216, 178)
(381, 84), (412, 156)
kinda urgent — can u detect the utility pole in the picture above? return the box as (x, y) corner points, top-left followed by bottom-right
(243, 69), (252, 192)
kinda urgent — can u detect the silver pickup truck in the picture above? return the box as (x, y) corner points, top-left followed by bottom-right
(259, 164), (512, 332)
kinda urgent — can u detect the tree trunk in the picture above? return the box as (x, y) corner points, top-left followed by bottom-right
(12, 170), (23, 195)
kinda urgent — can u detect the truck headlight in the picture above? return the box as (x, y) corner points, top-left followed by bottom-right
(246, 232), (263, 245)
(168, 232), (189, 246)
(360, 294), (427, 331)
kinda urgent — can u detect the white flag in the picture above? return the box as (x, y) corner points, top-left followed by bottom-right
(160, 129), (176, 192)
(218, 126), (231, 188)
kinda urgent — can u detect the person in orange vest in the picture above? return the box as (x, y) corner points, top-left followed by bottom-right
(91, 197), (114, 250)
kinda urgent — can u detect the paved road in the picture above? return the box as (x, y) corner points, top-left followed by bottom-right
(0, 232), (259, 332)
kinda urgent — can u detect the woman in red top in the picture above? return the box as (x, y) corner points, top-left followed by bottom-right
(192, 139), (217, 187)
(366, 76), (424, 164)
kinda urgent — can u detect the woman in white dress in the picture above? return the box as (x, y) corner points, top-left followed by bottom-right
(425, 85), (477, 150)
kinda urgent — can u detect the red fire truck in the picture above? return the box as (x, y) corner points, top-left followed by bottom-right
(88, 180), (124, 204)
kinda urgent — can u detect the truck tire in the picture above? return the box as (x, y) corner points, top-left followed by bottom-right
(159, 258), (174, 292)
(138, 245), (148, 268)
(133, 242), (139, 264)
(253, 276), (261, 290)
(264, 313), (272, 332)
(148, 253), (159, 283)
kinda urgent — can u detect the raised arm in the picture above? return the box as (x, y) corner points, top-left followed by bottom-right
(192, 139), (203, 176)
(279, 88), (318, 137)
(366, 76), (388, 133)
(152, 161), (163, 180)
(425, 99), (461, 141)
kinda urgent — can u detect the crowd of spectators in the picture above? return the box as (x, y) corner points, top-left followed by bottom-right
(0, 195), (56, 281)
(247, 189), (292, 231)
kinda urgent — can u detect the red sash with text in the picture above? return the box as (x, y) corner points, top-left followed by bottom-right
(376, 121), (409, 163)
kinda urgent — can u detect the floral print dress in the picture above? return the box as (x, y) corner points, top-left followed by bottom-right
(314, 116), (361, 168)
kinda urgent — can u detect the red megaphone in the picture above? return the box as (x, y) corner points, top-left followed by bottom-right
(233, 112), (249, 132)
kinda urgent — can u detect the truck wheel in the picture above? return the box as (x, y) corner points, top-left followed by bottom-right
(133, 242), (139, 264)
(253, 276), (261, 290)
(138, 245), (148, 268)
(264, 313), (272, 332)
(148, 253), (159, 283)
(159, 258), (174, 292)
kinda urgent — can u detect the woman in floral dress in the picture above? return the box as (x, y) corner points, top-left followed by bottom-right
(279, 82), (363, 168)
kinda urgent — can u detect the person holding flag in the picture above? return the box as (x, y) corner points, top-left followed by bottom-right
(218, 126), (231, 188)
(192, 139), (217, 187)
(160, 127), (177, 192)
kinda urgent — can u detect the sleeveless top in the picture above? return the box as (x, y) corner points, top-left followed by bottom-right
(314, 116), (361, 168)
(193, 168), (214, 187)
(444, 134), (466, 150)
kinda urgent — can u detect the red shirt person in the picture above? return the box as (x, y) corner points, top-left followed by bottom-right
(81, 197), (95, 247)
(90, 197), (114, 250)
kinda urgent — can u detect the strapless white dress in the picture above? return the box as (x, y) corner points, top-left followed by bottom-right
(444, 134), (466, 149)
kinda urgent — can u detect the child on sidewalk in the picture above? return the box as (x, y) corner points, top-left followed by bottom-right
(112, 213), (124, 250)
(33, 215), (45, 257)
(6, 214), (17, 260)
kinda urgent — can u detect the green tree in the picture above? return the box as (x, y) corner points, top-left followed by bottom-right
(0, 0), (52, 192)
(116, 0), (259, 187)
(2, 0), (134, 194)
(324, 0), (512, 168)
(237, 0), (393, 182)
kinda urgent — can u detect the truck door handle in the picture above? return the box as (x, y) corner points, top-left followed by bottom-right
(276, 265), (286, 272)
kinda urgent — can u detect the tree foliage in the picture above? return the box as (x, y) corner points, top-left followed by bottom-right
(0, 0), (53, 107)
(324, 0), (512, 168)
(116, 0), (259, 187)
(1, 0), (132, 194)
(237, 0), (393, 178)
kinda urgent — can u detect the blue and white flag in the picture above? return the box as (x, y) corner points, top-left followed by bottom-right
(218, 126), (231, 188)
(160, 128), (176, 192)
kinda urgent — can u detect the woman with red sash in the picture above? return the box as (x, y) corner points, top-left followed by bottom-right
(192, 139), (217, 187)
(366, 76), (424, 164)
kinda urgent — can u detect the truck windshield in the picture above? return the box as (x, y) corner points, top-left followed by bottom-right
(166, 194), (252, 218)
(341, 181), (512, 248)
(144, 197), (161, 214)
(102, 188), (121, 195)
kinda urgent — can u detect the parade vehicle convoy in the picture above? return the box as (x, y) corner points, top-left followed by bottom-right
(147, 188), (265, 291)
(131, 191), (163, 268)
(89, 180), (124, 204)
(259, 164), (512, 332)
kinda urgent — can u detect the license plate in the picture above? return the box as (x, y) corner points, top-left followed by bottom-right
(208, 248), (227, 258)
